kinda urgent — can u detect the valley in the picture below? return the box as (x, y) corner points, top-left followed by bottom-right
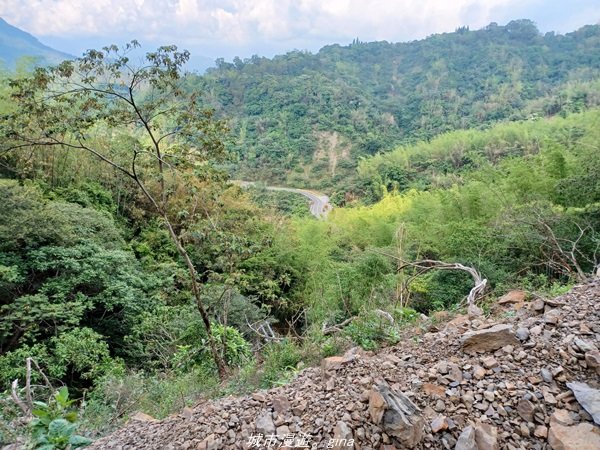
(235, 181), (331, 218)
(0, 15), (599, 450)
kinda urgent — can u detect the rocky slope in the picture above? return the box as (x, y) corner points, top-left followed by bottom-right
(90, 281), (600, 450)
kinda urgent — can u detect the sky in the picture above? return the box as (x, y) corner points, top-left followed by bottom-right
(1, 0), (600, 70)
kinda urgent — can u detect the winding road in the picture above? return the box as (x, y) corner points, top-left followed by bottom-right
(235, 181), (332, 218)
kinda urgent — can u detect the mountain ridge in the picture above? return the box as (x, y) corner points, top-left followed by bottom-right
(0, 17), (72, 69)
(190, 20), (600, 193)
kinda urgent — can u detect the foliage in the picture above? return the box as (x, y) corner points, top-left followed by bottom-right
(210, 323), (252, 366)
(0, 26), (599, 443)
(276, 110), (600, 324)
(247, 187), (312, 218)
(2, 41), (232, 377)
(0, 181), (153, 388)
(408, 271), (474, 312)
(259, 340), (302, 388)
(82, 366), (219, 433)
(29, 387), (91, 449)
(344, 313), (399, 351)
(171, 322), (252, 372)
(190, 21), (600, 196)
(50, 329), (112, 381)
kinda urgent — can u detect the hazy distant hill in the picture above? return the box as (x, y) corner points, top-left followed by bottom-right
(0, 17), (71, 69)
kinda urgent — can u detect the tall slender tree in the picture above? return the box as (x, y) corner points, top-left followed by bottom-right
(1, 42), (229, 377)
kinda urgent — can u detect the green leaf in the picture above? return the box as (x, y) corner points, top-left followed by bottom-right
(32, 408), (50, 418)
(39, 416), (53, 426)
(55, 386), (70, 406)
(63, 411), (78, 423)
(48, 418), (75, 438)
(33, 433), (50, 444)
(36, 444), (56, 450)
(69, 435), (93, 448)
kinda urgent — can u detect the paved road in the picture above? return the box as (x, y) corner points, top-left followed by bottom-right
(235, 181), (331, 218)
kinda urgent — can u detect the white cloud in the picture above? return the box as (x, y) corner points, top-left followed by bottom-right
(4, 0), (597, 61)
(0, 0), (528, 41)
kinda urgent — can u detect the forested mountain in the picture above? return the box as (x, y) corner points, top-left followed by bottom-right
(192, 20), (600, 192)
(1, 21), (600, 449)
(0, 17), (72, 69)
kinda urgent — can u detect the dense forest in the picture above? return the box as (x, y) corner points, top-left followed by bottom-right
(192, 20), (600, 196)
(0, 20), (599, 448)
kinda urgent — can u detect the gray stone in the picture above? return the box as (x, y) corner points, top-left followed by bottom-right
(515, 327), (530, 341)
(455, 425), (477, 450)
(468, 303), (484, 318)
(540, 368), (553, 383)
(255, 412), (276, 435)
(474, 422), (499, 450)
(567, 381), (600, 425)
(574, 338), (598, 353)
(431, 415), (449, 433)
(370, 384), (424, 448)
(461, 324), (519, 353)
(532, 298), (545, 311)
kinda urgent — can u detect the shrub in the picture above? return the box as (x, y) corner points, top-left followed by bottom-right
(82, 366), (220, 434)
(29, 387), (91, 449)
(210, 323), (252, 367)
(260, 340), (302, 388)
(344, 312), (400, 351)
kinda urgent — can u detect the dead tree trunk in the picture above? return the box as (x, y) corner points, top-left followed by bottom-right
(398, 259), (487, 307)
(371, 249), (488, 308)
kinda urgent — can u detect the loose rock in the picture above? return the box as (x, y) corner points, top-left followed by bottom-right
(455, 426), (477, 450)
(255, 412), (275, 435)
(498, 290), (527, 305)
(431, 415), (449, 433)
(548, 423), (600, 450)
(373, 384), (425, 449)
(85, 281), (600, 450)
(474, 422), (499, 450)
(567, 381), (600, 425)
(461, 324), (519, 353)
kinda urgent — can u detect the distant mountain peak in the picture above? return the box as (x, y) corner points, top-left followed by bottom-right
(0, 17), (43, 45)
(0, 16), (72, 69)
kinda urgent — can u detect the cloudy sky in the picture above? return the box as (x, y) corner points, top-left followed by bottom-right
(1, 0), (599, 70)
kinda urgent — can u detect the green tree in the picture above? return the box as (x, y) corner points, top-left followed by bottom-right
(1, 42), (229, 377)
(0, 181), (152, 388)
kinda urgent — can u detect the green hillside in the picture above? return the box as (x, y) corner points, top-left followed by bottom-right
(0, 17), (72, 69)
(1, 27), (599, 447)
(191, 20), (600, 194)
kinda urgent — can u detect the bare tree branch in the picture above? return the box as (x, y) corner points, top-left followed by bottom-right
(372, 249), (488, 306)
(25, 358), (33, 409)
(30, 358), (52, 390)
(322, 317), (356, 336)
(11, 380), (30, 417)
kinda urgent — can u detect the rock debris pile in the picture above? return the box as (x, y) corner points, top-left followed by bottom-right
(90, 281), (600, 449)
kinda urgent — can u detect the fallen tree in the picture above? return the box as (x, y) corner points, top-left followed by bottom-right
(396, 259), (488, 307)
(371, 249), (488, 309)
